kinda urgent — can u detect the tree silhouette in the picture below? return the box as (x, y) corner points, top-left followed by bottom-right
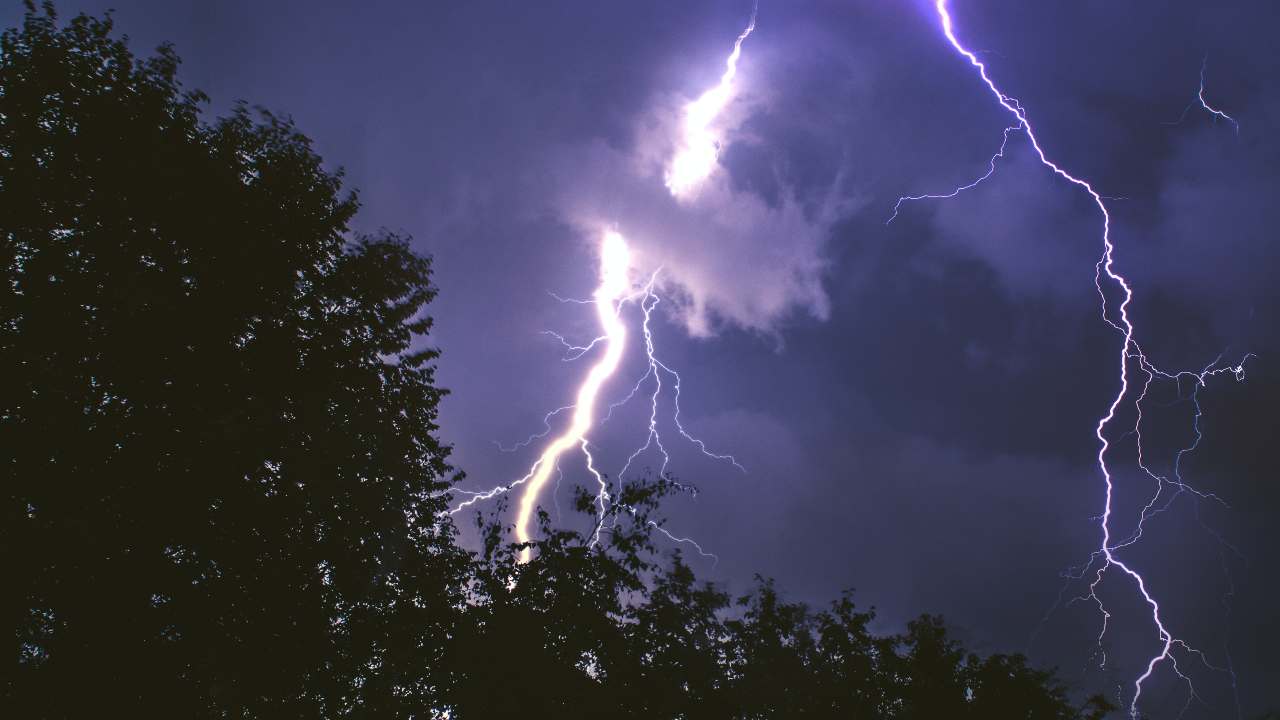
(3, 5), (1121, 718)
(2, 4), (466, 716)
(627, 551), (733, 718)
(441, 479), (1114, 720)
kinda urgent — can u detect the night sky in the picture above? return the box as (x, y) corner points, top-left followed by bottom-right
(10, 1), (1277, 715)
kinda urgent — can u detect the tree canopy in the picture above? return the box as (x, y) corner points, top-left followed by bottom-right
(2, 5), (1117, 718)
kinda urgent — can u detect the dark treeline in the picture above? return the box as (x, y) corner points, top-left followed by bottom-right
(0, 5), (1125, 718)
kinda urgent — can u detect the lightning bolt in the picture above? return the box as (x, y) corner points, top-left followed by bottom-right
(491, 404), (574, 453)
(452, 231), (631, 564)
(454, 248), (742, 563)
(615, 273), (745, 489)
(885, 123), (1019, 225)
(666, 2), (758, 199)
(1167, 55), (1240, 134)
(898, 3), (1253, 716)
(453, 6), (758, 562)
(591, 270), (744, 553)
(449, 4), (1252, 709)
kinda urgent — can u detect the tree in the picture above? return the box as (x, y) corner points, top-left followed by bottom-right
(446, 481), (1114, 720)
(723, 577), (821, 716)
(627, 551), (732, 719)
(1, 5), (466, 716)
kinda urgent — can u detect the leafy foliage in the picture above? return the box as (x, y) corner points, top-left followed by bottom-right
(2, 5), (1116, 718)
(1, 4), (467, 715)
(445, 485), (1114, 720)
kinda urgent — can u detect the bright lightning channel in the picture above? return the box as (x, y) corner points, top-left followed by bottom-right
(453, 231), (631, 564)
(666, 2), (758, 200)
(453, 232), (742, 562)
(897, 2), (1252, 716)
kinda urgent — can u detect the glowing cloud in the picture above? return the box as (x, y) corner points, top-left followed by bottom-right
(665, 4), (757, 200)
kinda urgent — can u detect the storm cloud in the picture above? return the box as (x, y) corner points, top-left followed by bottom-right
(11, 1), (1277, 715)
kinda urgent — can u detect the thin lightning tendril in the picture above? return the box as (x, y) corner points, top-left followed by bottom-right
(886, 124), (1019, 225)
(1167, 55), (1240, 134)
(492, 404), (574, 453)
(541, 330), (609, 361)
(591, 268), (743, 552)
(617, 271), (747, 490)
(907, 3), (1252, 716)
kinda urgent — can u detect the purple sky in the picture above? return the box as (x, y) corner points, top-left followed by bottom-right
(11, 1), (1278, 715)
